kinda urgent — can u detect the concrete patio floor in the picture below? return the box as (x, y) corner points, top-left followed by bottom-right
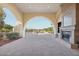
(0, 33), (79, 56)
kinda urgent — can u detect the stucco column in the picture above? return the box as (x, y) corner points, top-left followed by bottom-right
(71, 4), (79, 48)
(74, 4), (79, 44)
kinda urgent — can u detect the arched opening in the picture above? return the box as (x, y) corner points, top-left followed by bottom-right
(23, 16), (56, 37)
(3, 8), (22, 32)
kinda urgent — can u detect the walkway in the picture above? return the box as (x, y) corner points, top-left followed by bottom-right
(0, 33), (79, 56)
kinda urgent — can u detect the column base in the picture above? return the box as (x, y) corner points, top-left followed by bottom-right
(71, 43), (79, 49)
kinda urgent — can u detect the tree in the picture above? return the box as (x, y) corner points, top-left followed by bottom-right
(0, 6), (6, 39)
(3, 24), (13, 32)
(0, 7), (6, 32)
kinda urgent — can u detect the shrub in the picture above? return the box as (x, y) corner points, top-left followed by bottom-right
(0, 33), (3, 40)
(6, 32), (20, 40)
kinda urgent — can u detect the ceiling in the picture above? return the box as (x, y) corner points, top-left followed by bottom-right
(14, 3), (61, 13)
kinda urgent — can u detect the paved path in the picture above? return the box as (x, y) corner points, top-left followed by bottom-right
(0, 33), (79, 56)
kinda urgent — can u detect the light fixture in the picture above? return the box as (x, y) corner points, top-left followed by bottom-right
(48, 6), (50, 8)
(28, 5), (32, 9)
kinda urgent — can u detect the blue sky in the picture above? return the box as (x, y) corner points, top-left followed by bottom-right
(26, 17), (53, 29)
(3, 8), (17, 26)
(3, 8), (53, 29)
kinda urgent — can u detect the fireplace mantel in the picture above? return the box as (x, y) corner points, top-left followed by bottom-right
(60, 25), (75, 31)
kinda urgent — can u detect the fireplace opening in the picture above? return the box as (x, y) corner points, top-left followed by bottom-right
(62, 31), (71, 43)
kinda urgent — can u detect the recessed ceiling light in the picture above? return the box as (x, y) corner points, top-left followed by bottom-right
(28, 5), (32, 8)
(48, 6), (50, 8)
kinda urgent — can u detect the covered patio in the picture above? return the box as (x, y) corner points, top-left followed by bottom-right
(0, 3), (79, 56)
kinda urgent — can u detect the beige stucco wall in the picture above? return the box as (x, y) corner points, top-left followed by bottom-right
(61, 3), (76, 26)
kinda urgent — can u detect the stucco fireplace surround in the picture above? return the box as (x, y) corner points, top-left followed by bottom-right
(60, 25), (75, 45)
(59, 3), (79, 49)
(60, 3), (79, 48)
